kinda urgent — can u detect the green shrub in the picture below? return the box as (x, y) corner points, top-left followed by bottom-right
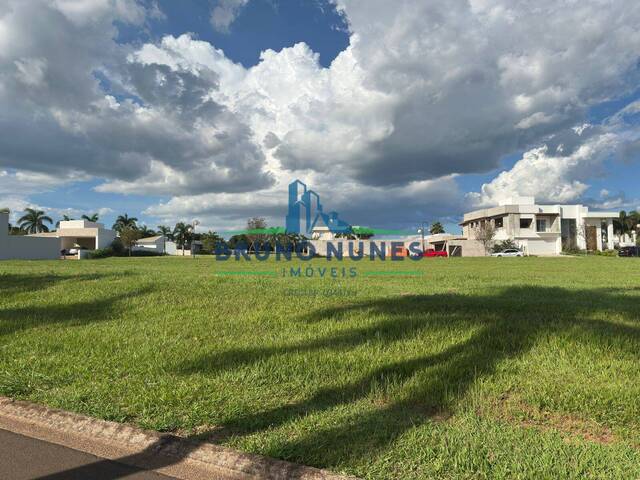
(110, 238), (125, 255)
(87, 239), (128, 259)
(561, 247), (585, 255)
(593, 249), (617, 256)
(87, 247), (114, 259)
(130, 250), (164, 257)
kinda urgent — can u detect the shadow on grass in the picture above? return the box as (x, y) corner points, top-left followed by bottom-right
(0, 272), (138, 295)
(176, 286), (640, 468)
(0, 285), (154, 337)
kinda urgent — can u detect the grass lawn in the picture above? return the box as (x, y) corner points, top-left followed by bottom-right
(1, 256), (639, 479)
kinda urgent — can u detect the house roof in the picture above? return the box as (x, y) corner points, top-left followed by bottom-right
(137, 235), (164, 243)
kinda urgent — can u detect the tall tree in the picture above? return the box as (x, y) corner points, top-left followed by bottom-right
(246, 217), (267, 252)
(137, 225), (155, 237)
(113, 214), (138, 232)
(173, 222), (192, 255)
(56, 214), (73, 228)
(227, 234), (250, 250)
(119, 227), (141, 257)
(18, 208), (53, 234)
(430, 221), (445, 235)
(156, 225), (173, 240)
(201, 230), (223, 253)
(474, 221), (496, 255)
(614, 211), (630, 237)
(627, 210), (639, 234)
(81, 213), (99, 222)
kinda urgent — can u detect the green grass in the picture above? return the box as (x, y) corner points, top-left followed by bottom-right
(1, 256), (639, 478)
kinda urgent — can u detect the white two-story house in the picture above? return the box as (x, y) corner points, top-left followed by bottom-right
(461, 196), (618, 255)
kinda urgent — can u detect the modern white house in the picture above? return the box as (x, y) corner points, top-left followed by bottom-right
(420, 233), (486, 257)
(133, 235), (192, 256)
(133, 235), (167, 253)
(29, 220), (117, 252)
(460, 196), (619, 255)
(0, 211), (59, 260)
(132, 235), (207, 256)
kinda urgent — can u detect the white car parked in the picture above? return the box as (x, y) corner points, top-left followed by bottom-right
(491, 248), (524, 257)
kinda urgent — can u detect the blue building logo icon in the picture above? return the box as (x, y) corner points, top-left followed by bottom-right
(285, 180), (351, 235)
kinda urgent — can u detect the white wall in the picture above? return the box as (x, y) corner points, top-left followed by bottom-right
(524, 237), (560, 256)
(133, 237), (166, 252)
(59, 220), (102, 229)
(96, 228), (117, 249)
(447, 239), (486, 257)
(0, 213), (59, 260)
(0, 212), (7, 254)
(165, 241), (179, 255)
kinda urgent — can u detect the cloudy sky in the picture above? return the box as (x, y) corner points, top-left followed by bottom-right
(1, 0), (639, 234)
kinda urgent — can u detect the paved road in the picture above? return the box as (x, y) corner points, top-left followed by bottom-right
(0, 428), (175, 480)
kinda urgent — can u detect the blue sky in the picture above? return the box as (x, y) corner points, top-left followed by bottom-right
(135, 0), (350, 68)
(1, 0), (639, 234)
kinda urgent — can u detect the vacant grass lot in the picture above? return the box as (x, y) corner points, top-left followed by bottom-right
(1, 256), (639, 478)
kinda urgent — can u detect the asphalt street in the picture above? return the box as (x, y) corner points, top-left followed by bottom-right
(0, 428), (175, 480)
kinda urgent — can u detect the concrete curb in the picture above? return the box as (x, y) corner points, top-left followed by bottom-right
(0, 397), (357, 480)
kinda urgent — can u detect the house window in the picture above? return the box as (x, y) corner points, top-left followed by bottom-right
(536, 218), (547, 232)
(520, 218), (532, 229)
(494, 217), (503, 228)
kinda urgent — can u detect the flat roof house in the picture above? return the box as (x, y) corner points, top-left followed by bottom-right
(461, 196), (618, 255)
(0, 211), (59, 260)
(133, 235), (177, 255)
(29, 220), (117, 252)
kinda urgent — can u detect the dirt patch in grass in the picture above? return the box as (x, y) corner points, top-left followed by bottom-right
(482, 392), (618, 446)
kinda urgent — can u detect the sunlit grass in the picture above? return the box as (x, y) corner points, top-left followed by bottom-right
(1, 256), (639, 479)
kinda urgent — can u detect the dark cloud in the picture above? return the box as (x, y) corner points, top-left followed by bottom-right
(0, 0), (273, 196)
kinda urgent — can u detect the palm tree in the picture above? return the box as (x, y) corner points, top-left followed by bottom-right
(173, 222), (192, 256)
(285, 232), (308, 253)
(56, 214), (73, 228)
(137, 225), (155, 238)
(628, 210), (640, 238)
(112, 214), (138, 232)
(156, 225), (173, 240)
(81, 213), (99, 222)
(614, 210), (638, 243)
(18, 208), (53, 234)
(201, 230), (224, 253)
(156, 225), (173, 254)
(430, 221), (445, 235)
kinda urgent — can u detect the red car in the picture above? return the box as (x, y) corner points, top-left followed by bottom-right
(422, 249), (447, 257)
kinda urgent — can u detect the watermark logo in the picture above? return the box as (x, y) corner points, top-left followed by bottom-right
(285, 180), (351, 235)
(215, 179), (425, 267)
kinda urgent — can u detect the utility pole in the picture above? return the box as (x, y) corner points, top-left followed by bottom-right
(192, 219), (200, 259)
(417, 221), (428, 253)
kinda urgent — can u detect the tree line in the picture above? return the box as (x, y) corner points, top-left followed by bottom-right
(3, 207), (638, 252)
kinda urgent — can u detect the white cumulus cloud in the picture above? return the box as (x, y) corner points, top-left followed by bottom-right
(210, 0), (249, 33)
(0, 0), (639, 228)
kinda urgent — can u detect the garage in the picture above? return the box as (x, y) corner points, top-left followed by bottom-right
(525, 238), (559, 255)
